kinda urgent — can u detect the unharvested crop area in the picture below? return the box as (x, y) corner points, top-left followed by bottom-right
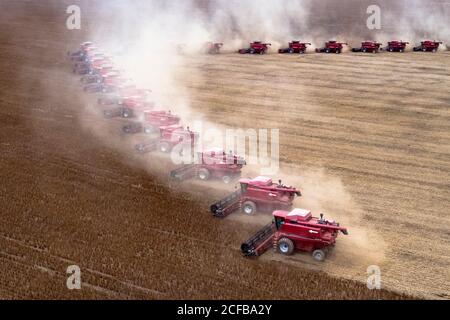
(1, 0), (449, 299)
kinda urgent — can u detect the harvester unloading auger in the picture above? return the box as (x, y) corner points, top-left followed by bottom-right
(210, 176), (301, 217)
(241, 209), (348, 261)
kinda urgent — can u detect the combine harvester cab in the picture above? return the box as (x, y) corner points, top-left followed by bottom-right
(413, 40), (442, 52)
(239, 42), (271, 54)
(351, 41), (382, 53)
(205, 42), (223, 54)
(315, 41), (347, 54)
(169, 149), (246, 184)
(123, 110), (180, 134)
(210, 176), (301, 218)
(135, 125), (199, 154)
(278, 41), (311, 54)
(241, 209), (348, 261)
(386, 40), (409, 52)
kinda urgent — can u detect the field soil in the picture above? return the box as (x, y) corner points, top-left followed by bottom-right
(1, 0), (449, 299)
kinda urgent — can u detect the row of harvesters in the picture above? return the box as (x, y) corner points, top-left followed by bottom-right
(209, 176), (348, 261)
(212, 40), (445, 55)
(68, 41), (349, 262)
(68, 42), (248, 186)
(351, 40), (443, 53)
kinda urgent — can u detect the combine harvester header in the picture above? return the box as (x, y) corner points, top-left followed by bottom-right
(241, 209), (348, 261)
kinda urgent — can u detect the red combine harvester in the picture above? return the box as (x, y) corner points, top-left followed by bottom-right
(84, 74), (130, 94)
(72, 56), (112, 75)
(169, 149), (246, 184)
(315, 41), (347, 54)
(103, 88), (153, 119)
(81, 69), (120, 84)
(241, 208), (348, 261)
(83, 68), (120, 91)
(210, 176), (301, 217)
(135, 125), (199, 154)
(176, 44), (186, 55)
(413, 40), (443, 52)
(278, 41), (311, 54)
(351, 41), (383, 53)
(100, 77), (136, 94)
(239, 42), (271, 54)
(205, 42), (223, 54)
(122, 110), (180, 134)
(72, 62), (92, 75)
(97, 87), (148, 106)
(386, 40), (409, 52)
(68, 42), (95, 60)
(90, 63), (116, 76)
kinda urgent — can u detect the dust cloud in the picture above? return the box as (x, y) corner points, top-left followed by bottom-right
(64, 0), (448, 268)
